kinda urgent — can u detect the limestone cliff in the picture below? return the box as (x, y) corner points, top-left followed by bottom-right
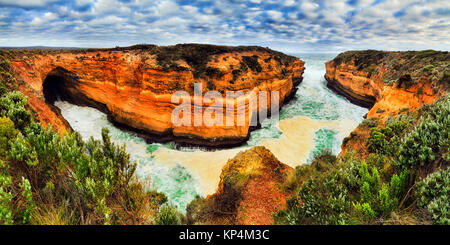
(7, 44), (304, 146)
(186, 146), (292, 225)
(325, 50), (449, 157)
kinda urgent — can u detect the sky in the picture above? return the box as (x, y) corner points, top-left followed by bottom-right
(0, 0), (449, 53)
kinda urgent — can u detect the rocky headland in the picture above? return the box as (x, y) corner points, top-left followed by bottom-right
(2, 47), (448, 225)
(5, 44), (304, 146)
(325, 50), (449, 157)
(186, 146), (292, 225)
(196, 50), (449, 224)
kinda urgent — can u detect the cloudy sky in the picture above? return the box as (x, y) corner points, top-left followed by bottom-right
(0, 0), (449, 52)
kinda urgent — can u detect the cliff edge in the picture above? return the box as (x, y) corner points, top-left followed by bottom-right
(4, 44), (305, 146)
(325, 50), (449, 157)
(186, 146), (292, 225)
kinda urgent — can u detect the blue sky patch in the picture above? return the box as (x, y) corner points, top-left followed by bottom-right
(0, 0), (448, 52)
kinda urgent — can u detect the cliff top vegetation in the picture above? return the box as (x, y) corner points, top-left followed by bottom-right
(332, 50), (449, 89)
(0, 44), (298, 79)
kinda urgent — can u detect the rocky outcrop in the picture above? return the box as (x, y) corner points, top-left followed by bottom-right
(8, 44), (304, 146)
(325, 50), (449, 157)
(325, 61), (380, 108)
(186, 146), (292, 225)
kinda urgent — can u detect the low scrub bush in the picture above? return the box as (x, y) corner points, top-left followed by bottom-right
(361, 117), (378, 128)
(396, 95), (449, 169)
(242, 55), (262, 73)
(0, 91), (171, 224)
(0, 91), (32, 129)
(416, 168), (449, 225)
(367, 119), (410, 155)
(275, 151), (361, 225)
(353, 162), (410, 220)
(154, 205), (182, 225)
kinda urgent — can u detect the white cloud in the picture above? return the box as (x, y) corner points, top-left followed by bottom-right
(0, 0), (58, 7)
(30, 12), (57, 26)
(0, 0), (448, 52)
(267, 10), (283, 21)
(75, 0), (90, 6)
(155, 1), (179, 16)
(284, 0), (296, 6)
(89, 15), (124, 26)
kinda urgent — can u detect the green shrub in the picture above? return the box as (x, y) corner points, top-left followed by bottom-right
(367, 127), (388, 154)
(275, 176), (352, 225)
(376, 108), (385, 113)
(396, 96), (449, 168)
(416, 168), (449, 225)
(422, 64), (434, 72)
(0, 91), (32, 129)
(367, 119), (410, 155)
(8, 132), (38, 167)
(353, 162), (409, 220)
(0, 172), (35, 225)
(275, 155), (363, 225)
(1, 106), (168, 224)
(0, 173), (13, 224)
(155, 206), (182, 225)
(242, 55), (262, 73)
(0, 116), (18, 156)
(0, 84), (6, 96)
(363, 65), (377, 76)
(310, 148), (337, 172)
(361, 117), (378, 128)
(19, 177), (35, 224)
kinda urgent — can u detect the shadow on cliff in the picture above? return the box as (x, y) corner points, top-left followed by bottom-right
(43, 67), (70, 104)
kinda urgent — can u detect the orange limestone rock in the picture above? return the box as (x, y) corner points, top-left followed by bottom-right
(325, 50), (449, 157)
(8, 44), (304, 146)
(187, 146), (292, 225)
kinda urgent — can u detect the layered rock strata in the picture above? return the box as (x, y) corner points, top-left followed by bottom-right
(8, 44), (304, 146)
(325, 50), (449, 156)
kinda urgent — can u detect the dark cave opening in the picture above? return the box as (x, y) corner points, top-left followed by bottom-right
(42, 67), (76, 105)
(43, 75), (66, 104)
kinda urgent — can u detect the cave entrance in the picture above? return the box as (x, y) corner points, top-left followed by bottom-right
(42, 67), (108, 112)
(42, 67), (73, 105)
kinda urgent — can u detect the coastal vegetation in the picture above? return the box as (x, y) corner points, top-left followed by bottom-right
(332, 50), (450, 90)
(0, 57), (176, 225)
(0, 47), (448, 225)
(275, 94), (449, 225)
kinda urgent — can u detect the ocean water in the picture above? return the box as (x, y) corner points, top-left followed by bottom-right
(246, 53), (367, 160)
(54, 53), (368, 212)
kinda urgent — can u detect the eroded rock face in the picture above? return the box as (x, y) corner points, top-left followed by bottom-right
(325, 50), (449, 157)
(325, 61), (380, 108)
(9, 45), (304, 146)
(325, 59), (441, 115)
(187, 146), (292, 225)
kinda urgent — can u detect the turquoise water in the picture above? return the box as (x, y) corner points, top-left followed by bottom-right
(55, 53), (368, 212)
(54, 101), (200, 212)
(246, 53), (367, 152)
(309, 128), (340, 160)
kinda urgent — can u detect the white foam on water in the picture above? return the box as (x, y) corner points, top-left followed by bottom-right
(55, 101), (200, 212)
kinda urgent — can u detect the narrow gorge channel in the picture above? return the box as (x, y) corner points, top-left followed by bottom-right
(52, 53), (368, 212)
